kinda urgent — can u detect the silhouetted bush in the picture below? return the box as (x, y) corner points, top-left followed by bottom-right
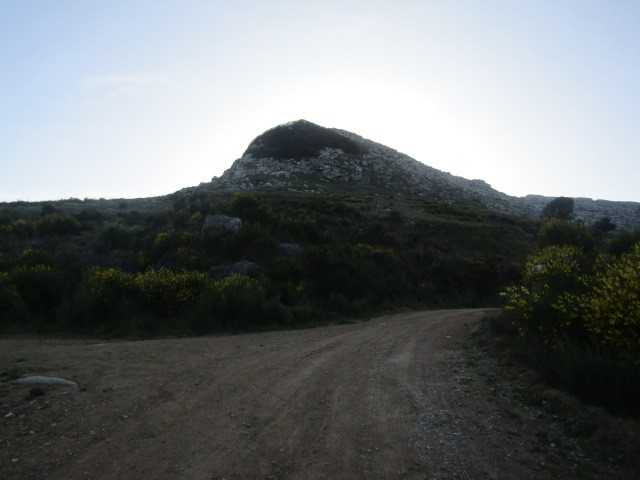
(231, 194), (278, 224)
(537, 218), (594, 251)
(503, 213), (640, 417)
(134, 268), (208, 318)
(149, 229), (198, 266)
(542, 196), (575, 220)
(36, 213), (81, 236)
(1, 189), (539, 335)
(607, 229), (640, 256)
(77, 208), (106, 223)
(244, 121), (366, 160)
(68, 267), (137, 332)
(1, 219), (34, 239)
(553, 345), (640, 418)
(0, 272), (27, 325)
(10, 265), (65, 317)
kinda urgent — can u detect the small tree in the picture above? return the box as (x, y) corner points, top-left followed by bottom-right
(573, 244), (640, 357)
(538, 218), (594, 251)
(542, 197), (575, 220)
(592, 217), (616, 235)
(502, 245), (584, 347)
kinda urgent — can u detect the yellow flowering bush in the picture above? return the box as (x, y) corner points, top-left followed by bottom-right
(75, 267), (273, 331)
(134, 268), (208, 316)
(574, 244), (640, 357)
(83, 267), (134, 303)
(214, 274), (267, 323)
(504, 240), (640, 359)
(502, 245), (583, 347)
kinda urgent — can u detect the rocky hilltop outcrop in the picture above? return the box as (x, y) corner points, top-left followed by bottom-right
(209, 120), (640, 229)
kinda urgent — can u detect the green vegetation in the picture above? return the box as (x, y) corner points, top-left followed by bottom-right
(0, 190), (537, 335)
(501, 207), (640, 417)
(541, 196), (575, 220)
(244, 120), (366, 160)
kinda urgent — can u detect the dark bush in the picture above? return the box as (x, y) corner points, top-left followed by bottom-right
(77, 208), (106, 223)
(542, 196), (575, 220)
(538, 218), (594, 251)
(2, 219), (34, 239)
(10, 265), (65, 315)
(0, 273), (27, 324)
(230, 194), (277, 224)
(36, 213), (81, 236)
(98, 223), (133, 253)
(553, 345), (640, 418)
(244, 120), (366, 160)
(607, 229), (640, 256)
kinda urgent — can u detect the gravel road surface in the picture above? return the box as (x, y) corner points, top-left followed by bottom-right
(1, 309), (637, 479)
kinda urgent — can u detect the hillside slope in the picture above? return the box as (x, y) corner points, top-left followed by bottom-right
(208, 120), (640, 229)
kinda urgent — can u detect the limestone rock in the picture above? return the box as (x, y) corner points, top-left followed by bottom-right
(15, 376), (79, 387)
(205, 120), (640, 230)
(279, 243), (302, 257)
(210, 260), (259, 278)
(202, 214), (242, 234)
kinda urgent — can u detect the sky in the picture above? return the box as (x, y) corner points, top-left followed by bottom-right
(1, 0), (639, 202)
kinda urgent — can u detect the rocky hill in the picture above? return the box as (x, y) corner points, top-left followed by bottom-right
(208, 120), (640, 229)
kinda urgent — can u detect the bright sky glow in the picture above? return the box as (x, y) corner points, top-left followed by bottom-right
(1, 0), (639, 202)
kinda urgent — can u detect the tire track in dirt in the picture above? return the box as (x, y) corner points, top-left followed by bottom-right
(1, 309), (636, 479)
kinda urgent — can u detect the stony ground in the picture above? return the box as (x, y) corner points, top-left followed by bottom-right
(1, 309), (638, 479)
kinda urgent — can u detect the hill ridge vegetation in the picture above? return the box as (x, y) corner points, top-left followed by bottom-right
(208, 120), (640, 230)
(1, 120), (638, 339)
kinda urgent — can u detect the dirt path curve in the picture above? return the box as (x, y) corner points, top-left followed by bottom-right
(0, 309), (636, 479)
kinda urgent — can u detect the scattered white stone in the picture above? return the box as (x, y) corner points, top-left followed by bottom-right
(210, 123), (640, 229)
(15, 376), (79, 388)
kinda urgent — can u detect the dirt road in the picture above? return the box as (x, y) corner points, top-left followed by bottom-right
(1, 309), (637, 479)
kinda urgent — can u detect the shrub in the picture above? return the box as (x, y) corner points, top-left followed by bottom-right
(214, 274), (271, 328)
(17, 247), (50, 267)
(244, 121), (366, 160)
(65, 267), (280, 334)
(35, 213), (81, 236)
(570, 244), (640, 357)
(231, 194), (277, 224)
(542, 196), (574, 220)
(98, 223), (132, 252)
(9, 265), (65, 316)
(277, 216), (322, 243)
(231, 223), (280, 260)
(592, 217), (616, 235)
(553, 344), (640, 417)
(0, 272), (27, 324)
(192, 274), (285, 331)
(77, 208), (106, 223)
(149, 230), (198, 266)
(538, 218), (594, 251)
(607, 229), (640, 256)
(68, 267), (137, 332)
(502, 245), (584, 347)
(2, 219), (34, 239)
(133, 268), (208, 318)
(502, 236), (640, 418)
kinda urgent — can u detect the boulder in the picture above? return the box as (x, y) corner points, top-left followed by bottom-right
(210, 260), (259, 278)
(279, 242), (302, 257)
(15, 376), (79, 388)
(201, 214), (242, 234)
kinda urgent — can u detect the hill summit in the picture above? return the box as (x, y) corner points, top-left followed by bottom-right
(210, 120), (640, 229)
(243, 120), (366, 160)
